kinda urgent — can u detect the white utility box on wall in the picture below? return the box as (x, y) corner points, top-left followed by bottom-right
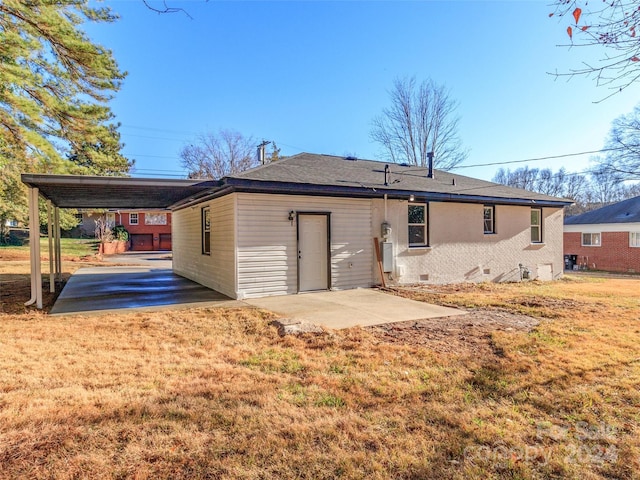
(382, 241), (393, 273)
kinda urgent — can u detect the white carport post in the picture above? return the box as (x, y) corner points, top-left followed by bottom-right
(54, 205), (62, 283)
(46, 200), (55, 293)
(24, 186), (42, 309)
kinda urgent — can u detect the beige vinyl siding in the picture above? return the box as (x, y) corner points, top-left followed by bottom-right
(236, 193), (373, 299)
(172, 195), (236, 297)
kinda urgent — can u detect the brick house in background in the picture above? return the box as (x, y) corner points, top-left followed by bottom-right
(564, 196), (640, 273)
(75, 210), (172, 251)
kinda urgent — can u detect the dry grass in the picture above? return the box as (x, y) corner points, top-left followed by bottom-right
(0, 240), (105, 314)
(1, 246), (639, 479)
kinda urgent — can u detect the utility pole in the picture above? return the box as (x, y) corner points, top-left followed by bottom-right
(257, 140), (271, 165)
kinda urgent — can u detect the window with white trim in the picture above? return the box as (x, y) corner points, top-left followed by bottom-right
(202, 207), (211, 255)
(129, 213), (139, 225)
(631, 232), (640, 247)
(106, 212), (115, 227)
(530, 208), (542, 243)
(483, 205), (495, 234)
(582, 233), (601, 246)
(408, 204), (428, 247)
(145, 213), (167, 225)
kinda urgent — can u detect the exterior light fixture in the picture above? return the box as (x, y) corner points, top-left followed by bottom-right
(409, 194), (415, 202)
(288, 211), (295, 223)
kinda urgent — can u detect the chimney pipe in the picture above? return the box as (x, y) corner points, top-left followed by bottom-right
(427, 151), (434, 179)
(257, 140), (270, 165)
(384, 164), (390, 186)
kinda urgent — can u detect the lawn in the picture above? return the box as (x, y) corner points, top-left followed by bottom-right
(0, 245), (639, 479)
(0, 237), (99, 259)
(1, 239), (104, 314)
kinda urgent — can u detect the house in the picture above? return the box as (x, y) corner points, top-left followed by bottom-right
(73, 210), (172, 251)
(169, 153), (571, 299)
(564, 195), (640, 273)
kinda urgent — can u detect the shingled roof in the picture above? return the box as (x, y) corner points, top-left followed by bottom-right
(218, 153), (572, 207)
(565, 195), (640, 225)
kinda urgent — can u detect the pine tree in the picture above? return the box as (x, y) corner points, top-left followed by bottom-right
(0, 0), (130, 237)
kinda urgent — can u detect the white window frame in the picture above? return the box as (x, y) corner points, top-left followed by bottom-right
(202, 206), (211, 255)
(483, 205), (496, 234)
(582, 232), (601, 247)
(631, 232), (640, 248)
(408, 203), (428, 247)
(145, 212), (167, 225)
(530, 208), (542, 243)
(129, 213), (139, 225)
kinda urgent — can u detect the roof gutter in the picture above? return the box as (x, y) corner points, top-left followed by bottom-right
(220, 178), (573, 208)
(170, 185), (235, 210)
(171, 178), (573, 210)
(21, 173), (211, 189)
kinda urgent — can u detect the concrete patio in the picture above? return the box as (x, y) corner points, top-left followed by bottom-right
(245, 288), (466, 329)
(51, 253), (466, 327)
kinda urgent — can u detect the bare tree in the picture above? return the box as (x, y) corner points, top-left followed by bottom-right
(493, 167), (590, 214)
(550, 1), (640, 97)
(492, 164), (639, 215)
(180, 129), (258, 179)
(601, 103), (640, 177)
(492, 166), (541, 192)
(587, 163), (629, 204)
(370, 77), (468, 171)
(142, 0), (192, 18)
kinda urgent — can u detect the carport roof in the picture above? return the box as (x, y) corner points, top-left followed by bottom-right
(21, 173), (218, 209)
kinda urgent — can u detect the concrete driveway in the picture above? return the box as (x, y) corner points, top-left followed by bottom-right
(246, 288), (466, 329)
(52, 253), (466, 327)
(50, 254), (244, 315)
(101, 252), (173, 268)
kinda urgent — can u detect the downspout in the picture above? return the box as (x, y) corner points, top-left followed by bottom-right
(384, 193), (388, 221)
(24, 187), (42, 308)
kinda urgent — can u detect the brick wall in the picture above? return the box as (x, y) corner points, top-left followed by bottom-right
(372, 199), (565, 284)
(122, 212), (171, 251)
(122, 212), (171, 235)
(564, 231), (640, 273)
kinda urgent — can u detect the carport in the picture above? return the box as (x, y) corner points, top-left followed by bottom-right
(20, 174), (217, 309)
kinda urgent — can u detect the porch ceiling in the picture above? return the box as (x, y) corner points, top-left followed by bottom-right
(21, 174), (217, 209)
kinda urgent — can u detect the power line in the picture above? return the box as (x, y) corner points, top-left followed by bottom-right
(451, 146), (626, 170)
(123, 153), (181, 159)
(120, 124), (199, 136)
(133, 168), (187, 173)
(131, 173), (188, 178)
(119, 133), (191, 142)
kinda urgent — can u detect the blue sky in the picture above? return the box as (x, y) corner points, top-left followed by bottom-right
(85, 0), (639, 181)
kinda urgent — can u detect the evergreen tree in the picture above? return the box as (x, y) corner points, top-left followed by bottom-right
(0, 0), (130, 237)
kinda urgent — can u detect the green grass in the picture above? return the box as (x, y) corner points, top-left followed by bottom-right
(0, 237), (98, 257)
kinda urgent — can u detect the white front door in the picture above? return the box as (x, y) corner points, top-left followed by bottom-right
(298, 214), (329, 292)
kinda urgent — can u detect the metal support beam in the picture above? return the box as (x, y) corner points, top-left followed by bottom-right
(25, 187), (42, 309)
(55, 206), (62, 283)
(47, 200), (55, 293)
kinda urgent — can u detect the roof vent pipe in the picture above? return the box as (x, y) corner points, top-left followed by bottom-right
(257, 140), (270, 165)
(384, 164), (390, 186)
(427, 151), (435, 179)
